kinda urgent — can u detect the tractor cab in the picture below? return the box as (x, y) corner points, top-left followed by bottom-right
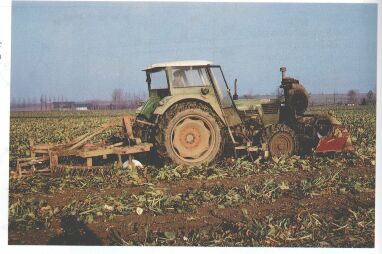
(143, 60), (215, 98)
(138, 60), (241, 126)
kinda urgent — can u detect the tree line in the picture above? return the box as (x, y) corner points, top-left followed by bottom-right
(11, 88), (375, 111)
(11, 89), (147, 111)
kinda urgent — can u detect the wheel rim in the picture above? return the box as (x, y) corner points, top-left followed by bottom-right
(171, 115), (215, 163)
(269, 132), (294, 157)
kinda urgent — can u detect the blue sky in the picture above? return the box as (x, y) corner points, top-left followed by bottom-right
(11, 1), (377, 101)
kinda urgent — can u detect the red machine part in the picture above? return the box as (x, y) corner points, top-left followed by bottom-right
(315, 125), (353, 153)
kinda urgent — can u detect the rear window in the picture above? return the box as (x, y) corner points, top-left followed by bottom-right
(148, 69), (168, 89)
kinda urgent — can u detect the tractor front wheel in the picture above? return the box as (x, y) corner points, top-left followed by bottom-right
(262, 124), (298, 158)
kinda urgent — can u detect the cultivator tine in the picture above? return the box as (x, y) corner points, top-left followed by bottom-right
(51, 166), (68, 176)
(16, 160), (21, 175)
(51, 166), (62, 177)
(123, 115), (134, 139)
(50, 166), (56, 176)
(50, 164), (114, 177)
(54, 166), (80, 177)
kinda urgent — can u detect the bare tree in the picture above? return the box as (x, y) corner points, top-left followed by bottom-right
(333, 91), (336, 105)
(40, 95), (44, 111)
(26, 97), (30, 108)
(367, 90), (375, 105)
(347, 90), (357, 104)
(112, 88), (124, 109)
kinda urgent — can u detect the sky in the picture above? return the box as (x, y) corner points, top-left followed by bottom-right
(11, 1), (378, 101)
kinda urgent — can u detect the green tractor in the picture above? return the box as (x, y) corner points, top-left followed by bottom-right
(132, 60), (352, 166)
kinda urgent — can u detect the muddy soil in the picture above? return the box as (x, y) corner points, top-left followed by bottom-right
(8, 165), (375, 246)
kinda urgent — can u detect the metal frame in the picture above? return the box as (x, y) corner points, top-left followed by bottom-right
(15, 117), (153, 176)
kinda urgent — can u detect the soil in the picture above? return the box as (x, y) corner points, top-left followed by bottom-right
(8, 165), (375, 246)
(23, 165), (372, 207)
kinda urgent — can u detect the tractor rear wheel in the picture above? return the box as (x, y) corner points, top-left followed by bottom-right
(262, 124), (298, 158)
(156, 103), (223, 166)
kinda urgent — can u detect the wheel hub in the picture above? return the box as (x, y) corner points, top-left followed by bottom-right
(270, 133), (293, 157)
(186, 134), (195, 143)
(172, 118), (211, 159)
(277, 143), (285, 150)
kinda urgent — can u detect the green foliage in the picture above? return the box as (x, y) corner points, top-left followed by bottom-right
(8, 106), (375, 246)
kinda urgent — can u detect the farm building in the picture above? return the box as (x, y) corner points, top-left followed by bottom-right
(52, 101), (75, 110)
(53, 102), (93, 111)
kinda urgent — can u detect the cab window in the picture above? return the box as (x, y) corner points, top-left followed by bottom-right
(147, 69), (168, 90)
(171, 67), (211, 87)
(210, 67), (233, 108)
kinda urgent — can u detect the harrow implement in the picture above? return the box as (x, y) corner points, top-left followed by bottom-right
(15, 116), (152, 176)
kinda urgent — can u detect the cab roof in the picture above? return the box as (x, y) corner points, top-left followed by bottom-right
(144, 60), (213, 71)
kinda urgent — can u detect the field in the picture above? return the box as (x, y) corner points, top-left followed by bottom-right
(8, 106), (375, 246)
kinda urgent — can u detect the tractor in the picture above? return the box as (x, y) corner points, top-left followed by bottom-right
(16, 60), (353, 175)
(132, 60), (353, 166)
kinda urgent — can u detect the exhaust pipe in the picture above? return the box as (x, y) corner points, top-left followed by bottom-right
(280, 67), (287, 79)
(233, 78), (238, 100)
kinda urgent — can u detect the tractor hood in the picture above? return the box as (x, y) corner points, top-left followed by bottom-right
(234, 98), (280, 112)
(234, 98), (281, 126)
